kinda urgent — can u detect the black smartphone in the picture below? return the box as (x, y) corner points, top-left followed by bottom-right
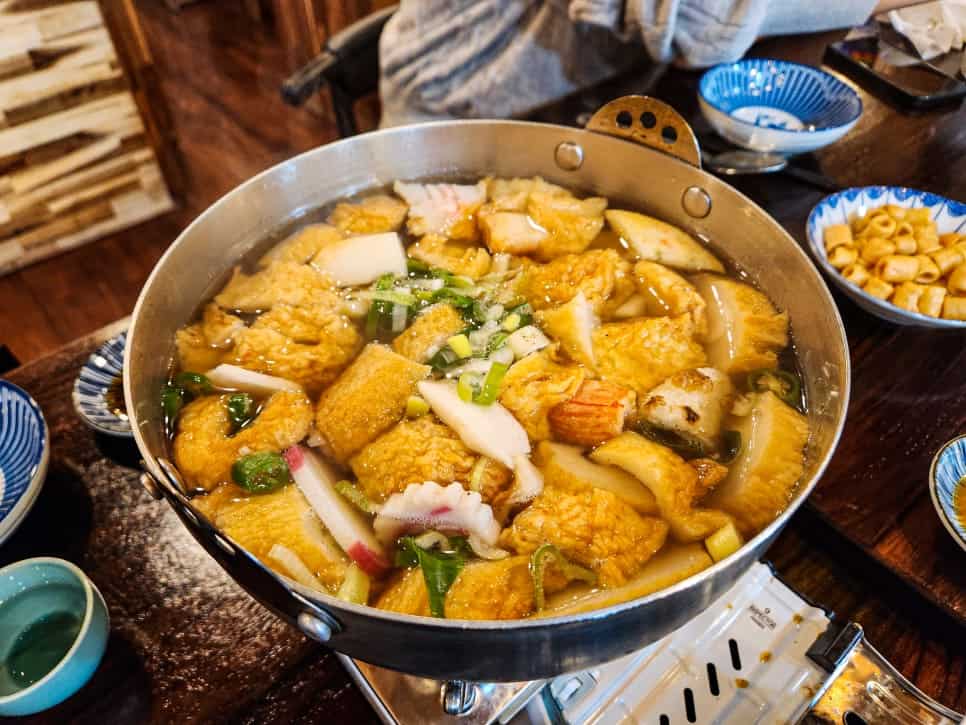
(824, 36), (966, 109)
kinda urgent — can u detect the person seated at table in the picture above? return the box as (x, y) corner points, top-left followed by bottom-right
(379, 0), (924, 126)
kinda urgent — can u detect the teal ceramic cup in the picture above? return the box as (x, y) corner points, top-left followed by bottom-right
(0, 557), (109, 716)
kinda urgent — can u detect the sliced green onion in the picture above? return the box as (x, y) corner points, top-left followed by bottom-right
(374, 273), (395, 290)
(335, 480), (374, 513)
(530, 543), (596, 612)
(336, 563), (371, 605)
(372, 289), (416, 306)
(506, 302), (534, 327)
(227, 393), (255, 434)
(638, 421), (705, 459)
(474, 361), (508, 405)
(174, 371), (212, 396)
(470, 300), (489, 325)
(447, 333), (473, 359)
(747, 369), (802, 408)
(486, 331), (510, 354)
(161, 384), (184, 426)
(501, 313), (521, 332)
(406, 395), (430, 418)
(232, 451), (292, 494)
(433, 288), (474, 308)
(720, 430), (742, 464)
(406, 258), (431, 276)
(457, 372), (480, 402)
(450, 275), (475, 289)
(428, 346), (460, 371)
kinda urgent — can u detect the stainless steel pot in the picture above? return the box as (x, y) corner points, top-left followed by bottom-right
(124, 97), (850, 682)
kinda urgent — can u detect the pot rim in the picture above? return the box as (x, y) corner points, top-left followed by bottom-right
(124, 117), (851, 632)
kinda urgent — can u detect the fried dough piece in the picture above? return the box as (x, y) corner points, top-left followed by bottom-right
(633, 261), (708, 337)
(407, 234), (491, 279)
(194, 483), (347, 590)
(498, 348), (585, 441)
(376, 556), (545, 620)
(214, 262), (334, 312)
(173, 390), (313, 492)
(328, 194), (408, 235)
(528, 192), (607, 261)
(175, 303), (246, 371)
(592, 315), (706, 400)
(706, 392), (809, 535)
(500, 487), (668, 587)
(259, 224), (343, 266)
(392, 303), (467, 362)
(228, 304), (362, 395)
(519, 249), (632, 313)
(314, 344), (431, 463)
(591, 432), (731, 543)
(349, 416), (512, 504)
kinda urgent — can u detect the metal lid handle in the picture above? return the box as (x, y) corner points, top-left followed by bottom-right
(586, 95), (702, 169)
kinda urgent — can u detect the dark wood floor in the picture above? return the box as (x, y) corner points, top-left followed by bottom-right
(0, 0), (339, 366)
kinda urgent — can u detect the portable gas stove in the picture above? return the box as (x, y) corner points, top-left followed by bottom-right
(338, 563), (963, 725)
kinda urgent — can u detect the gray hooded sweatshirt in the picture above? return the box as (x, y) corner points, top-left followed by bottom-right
(379, 0), (877, 126)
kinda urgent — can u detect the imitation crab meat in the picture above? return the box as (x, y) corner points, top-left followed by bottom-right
(284, 445), (390, 576)
(373, 481), (501, 546)
(394, 181), (486, 238)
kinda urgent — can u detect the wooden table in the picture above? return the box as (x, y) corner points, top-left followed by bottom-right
(3, 31), (965, 723)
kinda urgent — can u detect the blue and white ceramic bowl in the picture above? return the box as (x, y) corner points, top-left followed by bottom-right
(698, 59), (862, 154)
(0, 381), (49, 546)
(929, 435), (966, 553)
(72, 332), (131, 438)
(807, 186), (966, 328)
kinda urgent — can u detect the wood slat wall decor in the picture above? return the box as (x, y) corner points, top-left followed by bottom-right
(0, 0), (176, 277)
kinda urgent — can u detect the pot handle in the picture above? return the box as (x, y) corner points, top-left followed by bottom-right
(586, 95), (702, 169)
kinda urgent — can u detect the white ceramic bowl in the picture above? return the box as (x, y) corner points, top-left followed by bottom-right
(807, 186), (966, 328)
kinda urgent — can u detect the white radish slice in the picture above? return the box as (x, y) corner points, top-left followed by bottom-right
(311, 232), (406, 286)
(417, 380), (530, 467)
(267, 544), (326, 592)
(507, 325), (550, 359)
(205, 364), (302, 395)
(284, 445), (389, 576)
(505, 454), (544, 507)
(374, 481), (501, 545)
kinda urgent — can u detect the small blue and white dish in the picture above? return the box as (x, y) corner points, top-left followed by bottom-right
(72, 332), (131, 438)
(807, 186), (966, 328)
(698, 59), (862, 154)
(0, 381), (49, 546)
(929, 435), (966, 554)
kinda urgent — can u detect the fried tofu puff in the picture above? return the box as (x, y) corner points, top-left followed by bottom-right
(376, 556), (563, 619)
(228, 303), (362, 396)
(500, 487), (669, 587)
(214, 262), (335, 313)
(633, 261), (708, 338)
(175, 303), (245, 372)
(392, 303), (467, 362)
(314, 344), (431, 463)
(519, 249), (633, 314)
(349, 416), (512, 504)
(592, 315), (707, 401)
(407, 234), (491, 279)
(527, 191), (607, 261)
(173, 390), (313, 492)
(259, 224), (343, 266)
(327, 194), (408, 235)
(193, 483), (347, 590)
(639, 367), (734, 451)
(498, 348), (585, 441)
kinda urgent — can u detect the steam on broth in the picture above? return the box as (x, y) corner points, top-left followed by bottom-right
(163, 176), (809, 620)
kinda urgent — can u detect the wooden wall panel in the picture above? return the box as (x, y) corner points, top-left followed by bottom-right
(0, 0), (177, 277)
